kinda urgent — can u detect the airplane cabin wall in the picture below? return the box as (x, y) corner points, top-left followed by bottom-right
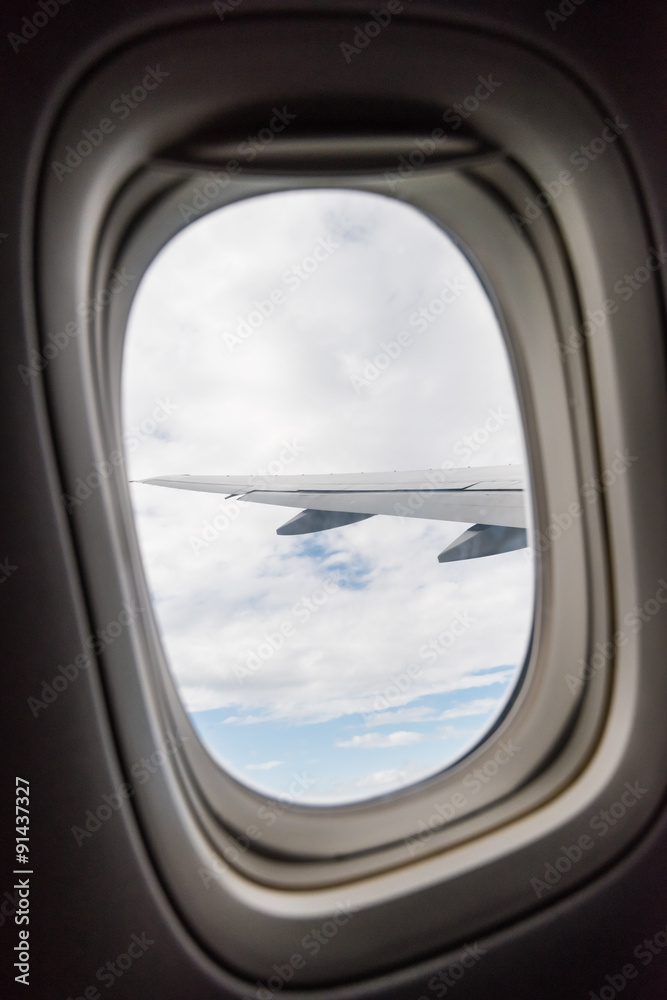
(0, 2), (665, 997)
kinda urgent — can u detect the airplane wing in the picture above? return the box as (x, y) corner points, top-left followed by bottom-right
(139, 466), (527, 562)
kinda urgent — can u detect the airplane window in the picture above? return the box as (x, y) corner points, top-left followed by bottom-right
(122, 187), (534, 805)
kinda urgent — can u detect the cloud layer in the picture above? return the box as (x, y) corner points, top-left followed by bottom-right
(122, 188), (534, 803)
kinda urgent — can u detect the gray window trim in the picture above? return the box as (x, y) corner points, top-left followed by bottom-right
(37, 14), (667, 985)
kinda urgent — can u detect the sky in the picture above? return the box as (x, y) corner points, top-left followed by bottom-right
(121, 187), (534, 805)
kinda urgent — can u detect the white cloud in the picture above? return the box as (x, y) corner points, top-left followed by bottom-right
(122, 188), (534, 803)
(245, 760), (283, 770)
(438, 698), (499, 719)
(330, 761), (437, 799)
(345, 768), (413, 788)
(365, 706), (436, 726)
(336, 731), (424, 749)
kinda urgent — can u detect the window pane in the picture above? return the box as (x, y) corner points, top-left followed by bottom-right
(122, 188), (534, 805)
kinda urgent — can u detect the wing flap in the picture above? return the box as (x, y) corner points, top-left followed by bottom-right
(438, 524), (528, 562)
(240, 488), (525, 529)
(276, 509), (374, 535)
